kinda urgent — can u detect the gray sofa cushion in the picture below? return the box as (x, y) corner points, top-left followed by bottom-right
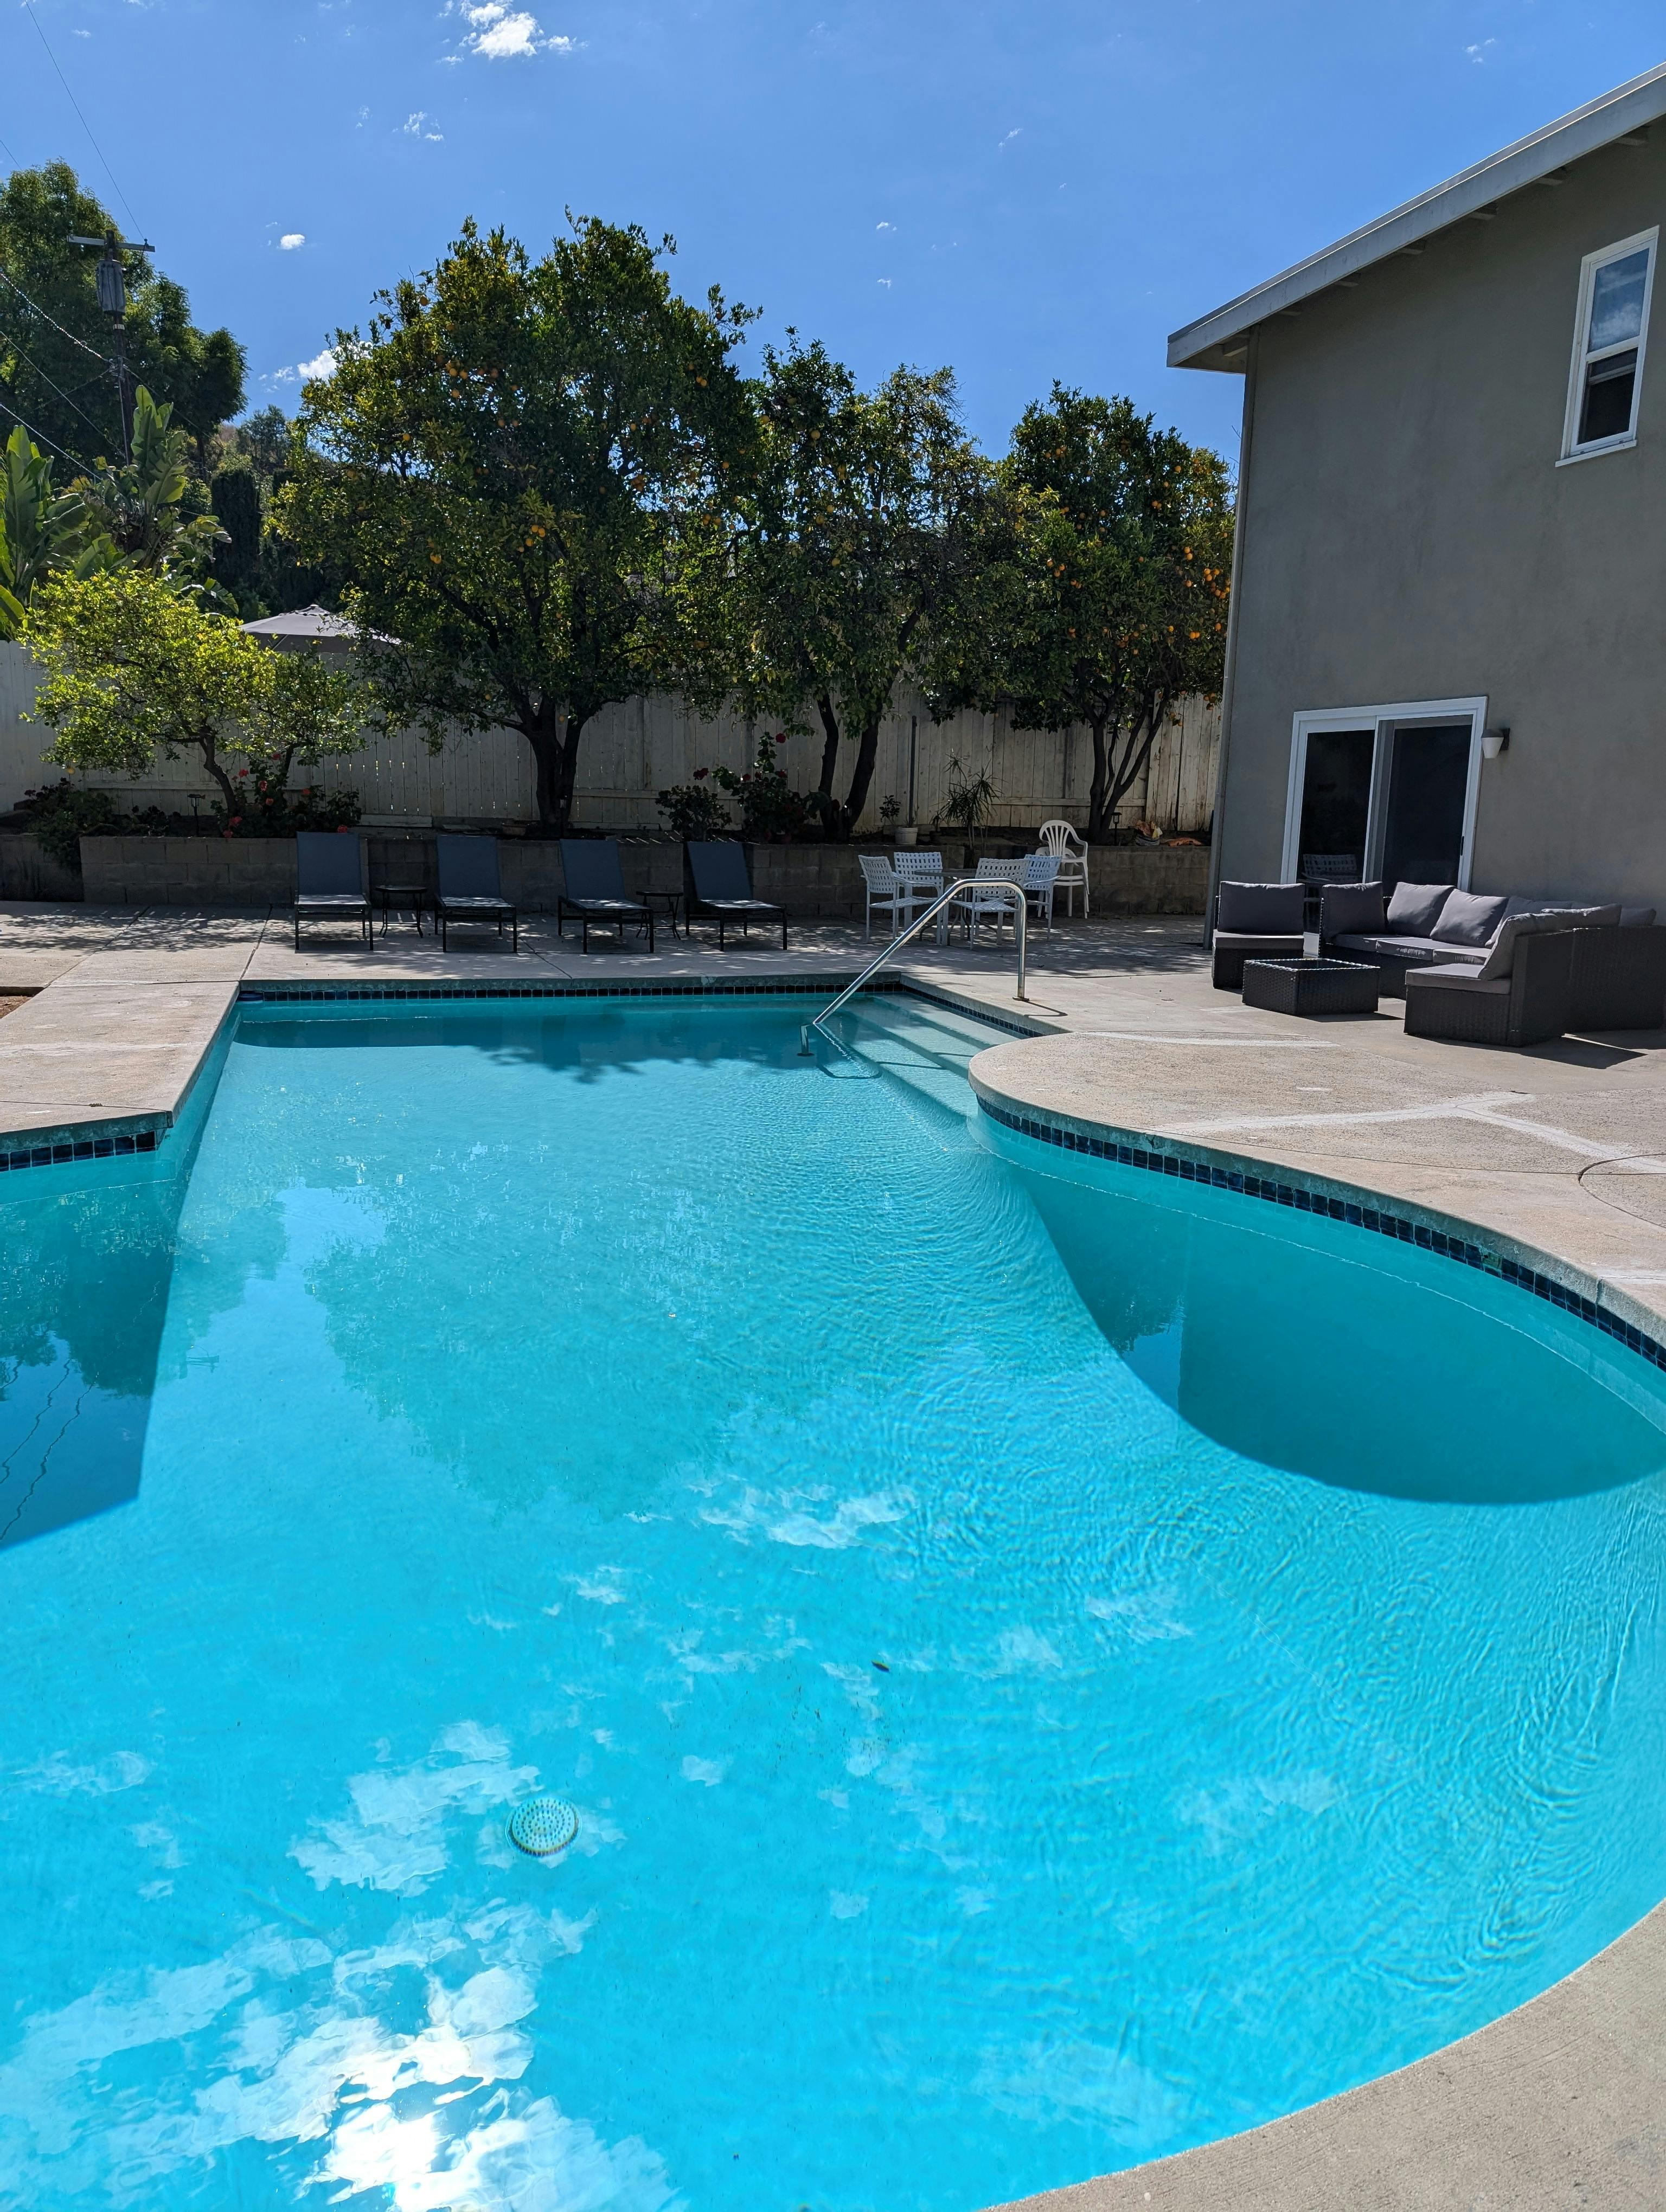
(1319, 880), (1385, 936)
(1501, 895), (1624, 927)
(1218, 880), (1305, 933)
(1332, 931), (1483, 964)
(1622, 907), (1658, 928)
(1385, 881), (1454, 934)
(1432, 889), (1510, 947)
(1407, 964), (1510, 994)
(1474, 909), (1591, 983)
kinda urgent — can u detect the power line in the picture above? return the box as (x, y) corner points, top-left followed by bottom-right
(0, 265), (111, 363)
(22, 2), (139, 233)
(0, 317), (110, 437)
(0, 396), (83, 465)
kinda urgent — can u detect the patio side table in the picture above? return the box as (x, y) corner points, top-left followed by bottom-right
(641, 888), (683, 941)
(373, 882), (429, 937)
(1241, 957), (1380, 1017)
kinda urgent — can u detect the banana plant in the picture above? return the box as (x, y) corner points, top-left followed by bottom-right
(75, 387), (225, 583)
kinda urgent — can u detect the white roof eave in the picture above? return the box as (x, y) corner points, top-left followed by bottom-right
(1169, 60), (1666, 371)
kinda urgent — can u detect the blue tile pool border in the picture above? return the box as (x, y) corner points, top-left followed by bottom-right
(977, 1092), (1666, 1376)
(0, 1127), (158, 1176)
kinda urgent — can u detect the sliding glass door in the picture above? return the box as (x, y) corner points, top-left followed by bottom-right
(1281, 700), (1486, 891)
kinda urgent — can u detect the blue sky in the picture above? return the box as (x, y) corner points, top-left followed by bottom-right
(4, 1), (1663, 460)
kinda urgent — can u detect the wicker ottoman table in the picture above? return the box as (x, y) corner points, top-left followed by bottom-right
(1241, 957), (1380, 1017)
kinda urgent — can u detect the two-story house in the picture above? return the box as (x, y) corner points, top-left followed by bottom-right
(1173, 62), (1666, 914)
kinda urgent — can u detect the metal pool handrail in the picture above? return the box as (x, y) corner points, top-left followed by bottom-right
(800, 877), (1028, 1055)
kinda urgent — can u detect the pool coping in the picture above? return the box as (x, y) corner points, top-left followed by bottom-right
(967, 1053), (1666, 2212)
(969, 1077), (1666, 1373)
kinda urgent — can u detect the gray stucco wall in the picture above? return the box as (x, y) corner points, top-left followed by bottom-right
(1217, 128), (1666, 906)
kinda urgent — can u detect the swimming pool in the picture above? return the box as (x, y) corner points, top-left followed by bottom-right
(4, 989), (1666, 2211)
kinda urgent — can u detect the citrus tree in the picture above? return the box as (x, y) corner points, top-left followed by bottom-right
(948, 388), (1233, 841)
(681, 340), (992, 839)
(278, 216), (755, 829)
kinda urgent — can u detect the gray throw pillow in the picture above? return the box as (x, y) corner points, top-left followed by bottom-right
(1217, 880), (1304, 934)
(1431, 889), (1510, 947)
(1474, 908), (1588, 983)
(1319, 881), (1385, 936)
(1622, 906), (1658, 928)
(1385, 881), (1455, 935)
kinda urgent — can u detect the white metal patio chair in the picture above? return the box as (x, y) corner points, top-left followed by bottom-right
(892, 849), (944, 903)
(857, 852), (926, 939)
(951, 858), (1028, 946)
(1037, 819), (1090, 917)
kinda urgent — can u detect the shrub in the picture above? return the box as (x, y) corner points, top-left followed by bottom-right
(656, 775), (732, 840)
(21, 781), (126, 870)
(709, 734), (811, 843)
(211, 774), (362, 838)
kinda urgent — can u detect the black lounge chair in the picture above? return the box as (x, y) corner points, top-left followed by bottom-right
(685, 840), (789, 949)
(557, 839), (656, 953)
(294, 831), (371, 951)
(434, 833), (519, 952)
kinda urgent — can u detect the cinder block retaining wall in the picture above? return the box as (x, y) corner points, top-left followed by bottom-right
(0, 836), (83, 903)
(72, 833), (1208, 919)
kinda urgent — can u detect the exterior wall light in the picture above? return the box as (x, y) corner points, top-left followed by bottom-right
(1481, 725), (1511, 760)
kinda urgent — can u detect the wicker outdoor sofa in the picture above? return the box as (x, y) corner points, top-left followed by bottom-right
(1319, 880), (1666, 1046)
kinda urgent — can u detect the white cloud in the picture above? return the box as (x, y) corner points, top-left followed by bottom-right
(298, 348), (338, 381)
(455, 1), (575, 59)
(876, 278), (892, 289)
(402, 111), (444, 138)
(875, 220), (893, 232)
(1466, 38), (1496, 62)
(998, 127), (1022, 149)
(279, 233), (305, 251)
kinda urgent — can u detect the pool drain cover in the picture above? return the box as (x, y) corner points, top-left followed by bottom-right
(509, 1796), (578, 1857)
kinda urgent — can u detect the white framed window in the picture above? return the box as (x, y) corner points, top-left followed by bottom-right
(1560, 227), (1657, 463)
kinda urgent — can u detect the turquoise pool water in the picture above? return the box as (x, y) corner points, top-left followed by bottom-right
(5, 991), (1666, 2211)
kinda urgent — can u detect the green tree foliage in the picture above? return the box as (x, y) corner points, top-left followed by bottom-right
(24, 567), (366, 811)
(0, 162), (245, 472)
(278, 216), (755, 828)
(75, 387), (225, 581)
(682, 339), (992, 840)
(209, 461), (262, 603)
(959, 387), (1232, 842)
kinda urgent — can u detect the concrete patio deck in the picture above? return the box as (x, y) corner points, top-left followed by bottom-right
(5, 898), (1666, 2207)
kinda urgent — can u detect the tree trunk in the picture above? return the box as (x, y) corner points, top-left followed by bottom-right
(815, 696), (841, 803)
(1101, 692), (1175, 830)
(838, 713), (886, 840)
(524, 706), (585, 830)
(195, 730), (240, 815)
(1085, 712), (1113, 842)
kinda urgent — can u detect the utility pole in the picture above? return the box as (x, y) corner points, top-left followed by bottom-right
(67, 228), (153, 460)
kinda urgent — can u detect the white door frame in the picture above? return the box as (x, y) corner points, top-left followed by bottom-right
(1280, 695), (1489, 887)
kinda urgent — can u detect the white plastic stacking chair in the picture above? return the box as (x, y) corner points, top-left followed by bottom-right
(1020, 850), (1061, 933)
(1037, 819), (1090, 917)
(857, 852), (919, 939)
(952, 858), (1027, 946)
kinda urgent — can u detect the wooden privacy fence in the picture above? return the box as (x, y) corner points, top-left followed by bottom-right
(0, 642), (1219, 837)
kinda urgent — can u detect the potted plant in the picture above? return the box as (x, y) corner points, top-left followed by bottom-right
(879, 793), (916, 847)
(937, 756), (998, 869)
